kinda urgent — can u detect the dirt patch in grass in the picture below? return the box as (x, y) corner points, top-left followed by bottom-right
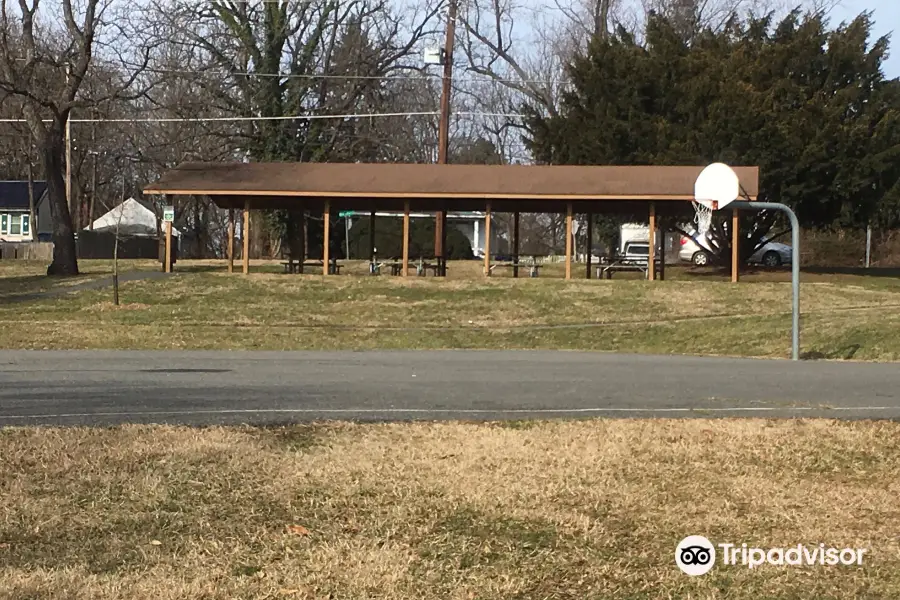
(0, 420), (898, 598)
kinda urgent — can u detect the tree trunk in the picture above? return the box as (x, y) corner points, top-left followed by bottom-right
(42, 124), (79, 276)
(250, 210), (266, 258)
(594, 0), (611, 40)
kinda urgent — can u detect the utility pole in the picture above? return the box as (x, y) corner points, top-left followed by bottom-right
(88, 111), (97, 230)
(437, 0), (456, 166)
(65, 64), (72, 218)
(434, 0), (457, 276)
(89, 151), (98, 230)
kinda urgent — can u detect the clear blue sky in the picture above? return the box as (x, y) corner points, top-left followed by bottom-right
(831, 0), (899, 78)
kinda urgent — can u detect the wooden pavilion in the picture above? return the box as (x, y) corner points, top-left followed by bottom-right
(144, 162), (759, 280)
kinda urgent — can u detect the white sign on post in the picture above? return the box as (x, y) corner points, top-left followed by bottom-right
(163, 206), (175, 223)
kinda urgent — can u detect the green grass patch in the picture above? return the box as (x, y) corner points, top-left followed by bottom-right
(2, 259), (899, 360)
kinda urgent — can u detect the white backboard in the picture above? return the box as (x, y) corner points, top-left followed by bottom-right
(694, 163), (740, 210)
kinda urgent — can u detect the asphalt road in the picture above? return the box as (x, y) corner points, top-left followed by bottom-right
(0, 350), (898, 426)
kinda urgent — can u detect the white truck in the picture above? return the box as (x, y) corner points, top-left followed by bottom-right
(618, 223), (680, 263)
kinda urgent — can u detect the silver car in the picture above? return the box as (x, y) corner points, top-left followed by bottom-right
(679, 236), (792, 267)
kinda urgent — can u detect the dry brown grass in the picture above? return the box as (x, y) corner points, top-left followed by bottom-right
(1, 420), (899, 599)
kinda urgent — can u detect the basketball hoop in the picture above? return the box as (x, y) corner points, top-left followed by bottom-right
(692, 200), (716, 236)
(693, 163), (740, 236)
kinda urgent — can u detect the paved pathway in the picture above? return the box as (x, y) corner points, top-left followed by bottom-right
(0, 350), (897, 425)
(0, 271), (170, 304)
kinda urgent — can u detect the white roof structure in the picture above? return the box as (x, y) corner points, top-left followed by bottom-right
(90, 198), (180, 237)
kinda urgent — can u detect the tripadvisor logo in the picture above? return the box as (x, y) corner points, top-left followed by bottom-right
(676, 536), (716, 576)
(675, 536), (867, 576)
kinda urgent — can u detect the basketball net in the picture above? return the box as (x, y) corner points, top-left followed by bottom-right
(692, 200), (717, 236)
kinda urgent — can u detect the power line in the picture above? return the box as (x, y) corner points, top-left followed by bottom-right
(120, 62), (564, 86)
(0, 110), (527, 124)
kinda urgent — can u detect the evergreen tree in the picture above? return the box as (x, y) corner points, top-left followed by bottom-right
(526, 10), (900, 265)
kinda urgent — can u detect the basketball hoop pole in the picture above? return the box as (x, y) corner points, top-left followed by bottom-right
(730, 201), (800, 361)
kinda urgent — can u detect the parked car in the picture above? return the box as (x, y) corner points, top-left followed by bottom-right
(679, 236), (792, 267)
(621, 241), (651, 263)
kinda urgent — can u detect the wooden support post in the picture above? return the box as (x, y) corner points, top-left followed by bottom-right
(402, 200), (410, 277)
(648, 202), (656, 281)
(513, 211), (520, 278)
(440, 208), (448, 276)
(241, 200), (250, 275)
(298, 210), (306, 266)
(242, 200), (250, 274)
(369, 209), (376, 263)
(435, 212), (444, 271)
(732, 207), (740, 283)
(565, 203), (573, 280)
(585, 212), (593, 279)
(483, 202), (492, 276)
(227, 208), (235, 273)
(323, 200), (331, 275)
(165, 221), (172, 273)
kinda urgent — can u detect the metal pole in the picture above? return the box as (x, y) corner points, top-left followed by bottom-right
(731, 201), (800, 360)
(865, 224), (872, 268)
(345, 215), (351, 260)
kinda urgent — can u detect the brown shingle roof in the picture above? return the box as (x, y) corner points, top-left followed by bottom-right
(144, 162), (759, 201)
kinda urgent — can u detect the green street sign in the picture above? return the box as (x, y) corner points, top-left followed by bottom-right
(338, 211), (353, 218)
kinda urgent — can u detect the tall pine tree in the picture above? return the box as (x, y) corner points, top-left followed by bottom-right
(526, 10), (900, 265)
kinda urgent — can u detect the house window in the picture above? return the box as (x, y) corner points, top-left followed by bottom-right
(22, 215), (30, 236)
(9, 215), (21, 235)
(0, 214), (7, 234)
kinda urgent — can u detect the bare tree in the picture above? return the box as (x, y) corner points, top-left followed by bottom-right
(0, 0), (155, 275)
(459, 0), (562, 118)
(550, 0), (617, 43)
(134, 0), (446, 256)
